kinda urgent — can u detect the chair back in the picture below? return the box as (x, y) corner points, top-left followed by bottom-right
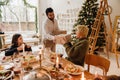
(85, 54), (110, 76)
(0, 48), (8, 53)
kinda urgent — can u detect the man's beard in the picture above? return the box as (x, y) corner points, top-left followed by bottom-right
(48, 18), (54, 21)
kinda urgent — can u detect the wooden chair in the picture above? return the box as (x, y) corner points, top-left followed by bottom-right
(85, 54), (110, 76)
(0, 48), (8, 53)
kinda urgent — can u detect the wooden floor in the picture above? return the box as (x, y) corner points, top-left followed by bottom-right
(100, 52), (120, 76)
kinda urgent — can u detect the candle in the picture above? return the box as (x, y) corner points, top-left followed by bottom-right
(81, 72), (86, 80)
(56, 56), (59, 69)
(95, 71), (98, 78)
(22, 44), (25, 53)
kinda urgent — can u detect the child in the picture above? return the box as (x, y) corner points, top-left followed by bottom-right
(5, 33), (32, 56)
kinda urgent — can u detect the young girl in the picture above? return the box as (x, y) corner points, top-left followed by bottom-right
(5, 33), (32, 56)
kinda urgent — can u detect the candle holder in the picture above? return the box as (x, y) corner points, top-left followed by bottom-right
(53, 63), (63, 71)
(39, 54), (42, 68)
(38, 54), (48, 73)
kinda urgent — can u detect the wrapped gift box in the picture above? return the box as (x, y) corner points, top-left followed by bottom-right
(55, 34), (71, 44)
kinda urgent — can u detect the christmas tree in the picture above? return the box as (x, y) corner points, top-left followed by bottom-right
(72, 0), (106, 53)
(72, 0), (99, 44)
(74, 0), (98, 36)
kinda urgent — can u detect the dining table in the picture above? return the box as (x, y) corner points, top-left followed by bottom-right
(0, 50), (105, 80)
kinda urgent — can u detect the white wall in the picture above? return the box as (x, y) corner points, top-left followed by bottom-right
(108, 0), (120, 22)
(39, 0), (84, 19)
(51, 0), (84, 14)
(52, 0), (120, 25)
(39, 0), (120, 33)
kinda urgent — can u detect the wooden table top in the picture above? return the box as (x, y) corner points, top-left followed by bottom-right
(1, 53), (104, 80)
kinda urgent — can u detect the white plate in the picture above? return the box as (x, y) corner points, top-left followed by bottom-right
(5, 71), (14, 80)
(64, 65), (84, 75)
(23, 71), (52, 80)
(3, 63), (14, 70)
(0, 70), (14, 80)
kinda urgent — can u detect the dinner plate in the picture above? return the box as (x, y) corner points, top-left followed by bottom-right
(23, 71), (52, 80)
(64, 64), (84, 75)
(0, 70), (14, 80)
(3, 63), (14, 70)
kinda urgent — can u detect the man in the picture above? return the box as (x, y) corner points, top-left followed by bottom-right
(43, 7), (66, 52)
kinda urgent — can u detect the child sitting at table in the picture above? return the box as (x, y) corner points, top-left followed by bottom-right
(5, 33), (32, 56)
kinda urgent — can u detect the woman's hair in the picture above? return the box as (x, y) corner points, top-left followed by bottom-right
(76, 25), (89, 37)
(12, 33), (22, 45)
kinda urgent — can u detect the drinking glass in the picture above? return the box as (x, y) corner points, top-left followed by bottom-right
(56, 45), (64, 57)
(13, 57), (22, 77)
(14, 58), (21, 68)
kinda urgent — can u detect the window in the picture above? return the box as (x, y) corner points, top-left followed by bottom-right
(1, 0), (38, 33)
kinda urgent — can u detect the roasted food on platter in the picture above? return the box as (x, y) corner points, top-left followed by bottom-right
(24, 66), (33, 72)
(64, 64), (84, 75)
(65, 64), (79, 73)
(24, 55), (37, 63)
(50, 71), (70, 80)
(22, 60), (29, 67)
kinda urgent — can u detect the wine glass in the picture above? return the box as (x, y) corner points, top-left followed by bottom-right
(56, 45), (64, 58)
(14, 58), (21, 68)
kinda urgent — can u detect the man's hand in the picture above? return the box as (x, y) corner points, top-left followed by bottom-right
(54, 35), (67, 44)
(60, 30), (67, 34)
(53, 30), (67, 35)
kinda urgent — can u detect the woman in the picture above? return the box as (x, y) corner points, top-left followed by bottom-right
(5, 33), (32, 56)
(63, 25), (89, 66)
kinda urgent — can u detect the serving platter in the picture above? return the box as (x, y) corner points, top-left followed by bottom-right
(64, 64), (84, 75)
(23, 70), (52, 80)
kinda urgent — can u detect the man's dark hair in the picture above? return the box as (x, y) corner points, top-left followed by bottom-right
(45, 7), (54, 16)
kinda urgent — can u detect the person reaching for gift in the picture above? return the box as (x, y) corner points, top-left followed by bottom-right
(62, 25), (89, 66)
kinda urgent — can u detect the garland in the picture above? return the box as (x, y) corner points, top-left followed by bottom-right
(0, 0), (9, 5)
(23, 0), (36, 8)
(0, 0), (9, 19)
(0, 0), (38, 33)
